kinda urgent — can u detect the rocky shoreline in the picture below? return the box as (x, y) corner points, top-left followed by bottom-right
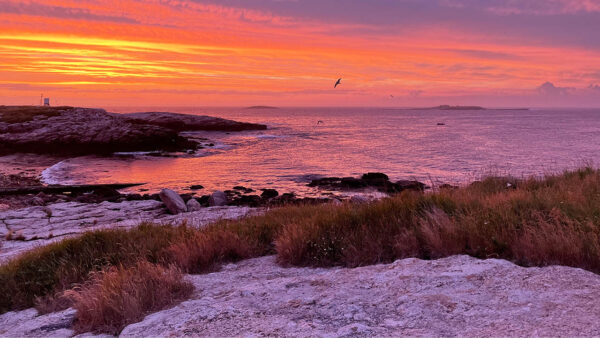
(0, 106), (267, 156)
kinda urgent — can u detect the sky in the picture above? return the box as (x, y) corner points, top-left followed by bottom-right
(1, 0), (599, 107)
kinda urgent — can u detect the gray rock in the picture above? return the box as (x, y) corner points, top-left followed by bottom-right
(159, 189), (187, 214)
(209, 190), (228, 206)
(120, 255), (600, 337)
(350, 195), (369, 204)
(186, 198), (202, 212)
(0, 200), (258, 263)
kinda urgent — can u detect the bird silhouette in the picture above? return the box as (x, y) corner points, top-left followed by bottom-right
(334, 78), (342, 88)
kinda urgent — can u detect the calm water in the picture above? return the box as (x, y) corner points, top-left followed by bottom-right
(40, 107), (600, 196)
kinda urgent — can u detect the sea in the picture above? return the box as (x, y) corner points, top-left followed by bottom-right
(35, 107), (600, 197)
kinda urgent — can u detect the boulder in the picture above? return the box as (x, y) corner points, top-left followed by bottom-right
(361, 172), (389, 181)
(159, 189), (187, 214)
(189, 184), (204, 190)
(209, 190), (228, 206)
(186, 198), (202, 212)
(261, 189), (279, 199)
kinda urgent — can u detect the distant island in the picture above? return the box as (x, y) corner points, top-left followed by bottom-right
(246, 106), (278, 109)
(402, 105), (529, 111)
(424, 105), (486, 110)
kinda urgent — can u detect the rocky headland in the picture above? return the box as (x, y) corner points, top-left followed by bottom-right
(0, 106), (267, 156)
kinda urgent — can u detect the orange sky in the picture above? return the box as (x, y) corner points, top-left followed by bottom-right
(1, 0), (599, 107)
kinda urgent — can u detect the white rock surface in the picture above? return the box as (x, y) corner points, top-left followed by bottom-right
(121, 255), (600, 337)
(0, 201), (258, 263)
(2, 255), (600, 337)
(0, 308), (75, 337)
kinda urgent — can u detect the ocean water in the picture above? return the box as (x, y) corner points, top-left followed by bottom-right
(39, 107), (600, 196)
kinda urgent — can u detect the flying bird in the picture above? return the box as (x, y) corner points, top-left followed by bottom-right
(334, 78), (342, 88)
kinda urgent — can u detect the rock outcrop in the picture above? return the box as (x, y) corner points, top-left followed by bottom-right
(308, 172), (427, 193)
(119, 255), (600, 337)
(5, 255), (600, 336)
(0, 106), (267, 156)
(121, 111), (267, 132)
(0, 106), (196, 155)
(0, 201), (258, 262)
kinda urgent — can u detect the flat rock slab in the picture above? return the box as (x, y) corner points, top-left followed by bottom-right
(2, 255), (600, 336)
(0, 201), (257, 263)
(121, 255), (600, 337)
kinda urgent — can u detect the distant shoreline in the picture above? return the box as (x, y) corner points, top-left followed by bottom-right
(245, 105), (278, 109)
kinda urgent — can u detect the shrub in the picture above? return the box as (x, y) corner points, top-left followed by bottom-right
(65, 261), (193, 335)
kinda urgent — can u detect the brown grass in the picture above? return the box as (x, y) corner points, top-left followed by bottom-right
(65, 261), (193, 335)
(0, 106), (72, 123)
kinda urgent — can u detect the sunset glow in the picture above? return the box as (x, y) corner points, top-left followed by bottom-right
(1, 0), (599, 106)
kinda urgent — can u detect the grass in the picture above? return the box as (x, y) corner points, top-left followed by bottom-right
(3, 167), (600, 333)
(65, 261), (193, 335)
(0, 106), (73, 123)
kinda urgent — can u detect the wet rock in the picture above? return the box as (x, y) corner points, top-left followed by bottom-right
(125, 193), (143, 201)
(197, 195), (211, 206)
(229, 195), (262, 207)
(91, 186), (121, 199)
(233, 186), (254, 193)
(309, 173), (426, 194)
(439, 183), (459, 190)
(209, 190), (228, 206)
(361, 172), (389, 181)
(186, 198), (202, 212)
(159, 189), (187, 214)
(394, 180), (427, 192)
(189, 184), (204, 190)
(261, 189), (279, 199)
(340, 177), (367, 189)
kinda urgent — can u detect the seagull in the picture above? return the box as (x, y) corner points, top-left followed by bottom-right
(390, 94), (394, 98)
(334, 78), (342, 88)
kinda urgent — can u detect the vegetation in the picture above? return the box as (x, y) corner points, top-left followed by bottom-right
(0, 106), (72, 123)
(2, 167), (600, 333)
(66, 261), (193, 335)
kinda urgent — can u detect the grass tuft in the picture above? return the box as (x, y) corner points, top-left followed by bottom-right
(65, 261), (193, 335)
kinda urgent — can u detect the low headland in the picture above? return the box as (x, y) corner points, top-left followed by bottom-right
(2, 167), (600, 335)
(0, 106), (267, 156)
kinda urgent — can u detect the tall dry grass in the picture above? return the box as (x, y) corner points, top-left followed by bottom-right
(65, 261), (193, 335)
